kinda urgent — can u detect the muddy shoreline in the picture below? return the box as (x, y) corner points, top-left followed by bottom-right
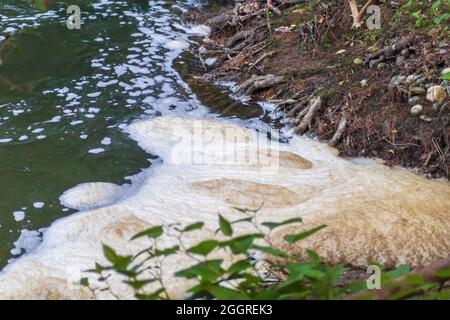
(186, 0), (449, 179)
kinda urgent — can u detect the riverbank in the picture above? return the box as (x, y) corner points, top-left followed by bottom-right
(188, 0), (449, 178)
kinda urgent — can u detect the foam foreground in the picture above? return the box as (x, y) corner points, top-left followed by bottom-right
(0, 116), (449, 299)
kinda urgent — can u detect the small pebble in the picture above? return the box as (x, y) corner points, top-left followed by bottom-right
(409, 86), (426, 95)
(410, 104), (423, 116)
(420, 115), (432, 123)
(360, 79), (368, 87)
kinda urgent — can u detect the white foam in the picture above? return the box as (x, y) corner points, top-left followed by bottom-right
(88, 148), (105, 154)
(101, 137), (111, 145)
(13, 211), (25, 222)
(165, 40), (189, 50)
(33, 202), (45, 209)
(0, 117), (448, 300)
(31, 128), (44, 134)
(10, 230), (41, 256)
(60, 182), (124, 211)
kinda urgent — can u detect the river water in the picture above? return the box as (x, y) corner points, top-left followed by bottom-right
(0, 0), (276, 268)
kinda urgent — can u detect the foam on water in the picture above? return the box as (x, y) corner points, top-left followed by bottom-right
(0, 116), (448, 299)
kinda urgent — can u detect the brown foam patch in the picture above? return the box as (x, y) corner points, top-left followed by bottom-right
(270, 185), (450, 268)
(278, 151), (313, 169)
(0, 273), (93, 300)
(102, 215), (149, 242)
(191, 178), (315, 208)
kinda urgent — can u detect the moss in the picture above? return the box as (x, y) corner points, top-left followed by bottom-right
(319, 34), (333, 48)
(317, 87), (337, 101)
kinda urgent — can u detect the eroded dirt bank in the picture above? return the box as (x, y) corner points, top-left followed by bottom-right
(186, 0), (449, 178)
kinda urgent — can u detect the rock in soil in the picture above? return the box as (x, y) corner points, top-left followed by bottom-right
(426, 85), (448, 103)
(410, 104), (423, 116)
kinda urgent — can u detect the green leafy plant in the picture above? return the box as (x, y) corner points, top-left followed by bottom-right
(27, 0), (55, 12)
(406, 0), (450, 28)
(85, 209), (450, 300)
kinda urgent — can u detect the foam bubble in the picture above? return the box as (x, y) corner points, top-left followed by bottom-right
(88, 148), (105, 154)
(60, 182), (123, 211)
(165, 40), (189, 50)
(101, 137), (111, 145)
(33, 202), (45, 209)
(13, 211), (25, 222)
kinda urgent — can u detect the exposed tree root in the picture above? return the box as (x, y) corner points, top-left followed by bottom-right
(295, 96), (322, 134)
(330, 112), (348, 147)
(239, 74), (286, 96)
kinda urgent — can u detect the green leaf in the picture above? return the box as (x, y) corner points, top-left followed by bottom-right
(102, 245), (132, 270)
(284, 225), (326, 244)
(278, 291), (312, 300)
(32, 0), (55, 11)
(131, 226), (164, 240)
(223, 233), (264, 254)
(219, 214), (233, 236)
(103, 245), (120, 263)
(278, 263), (325, 289)
(154, 245), (179, 257)
(252, 244), (289, 258)
(188, 240), (221, 256)
(136, 288), (165, 300)
(306, 249), (321, 263)
(227, 260), (253, 275)
(431, 0), (443, 11)
(208, 285), (248, 300)
(434, 268), (450, 278)
(182, 222), (204, 232)
(175, 260), (224, 282)
(287, 263), (326, 280)
(386, 265), (411, 279)
(80, 277), (89, 287)
(262, 217), (303, 230)
(125, 279), (157, 290)
(440, 72), (450, 80)
(421, 289), (450, 300)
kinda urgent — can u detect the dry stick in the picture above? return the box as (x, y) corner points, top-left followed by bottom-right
(247, 51), (275, 72)
(295, 96), (322, 134)
(286, 87), (323, 116)
(286, 99), (309, 118)
(239, 74), (280, 94)
(330, 112), (347, 147)
(291, 104), (310, 126)
(345, 255), (450, 300)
